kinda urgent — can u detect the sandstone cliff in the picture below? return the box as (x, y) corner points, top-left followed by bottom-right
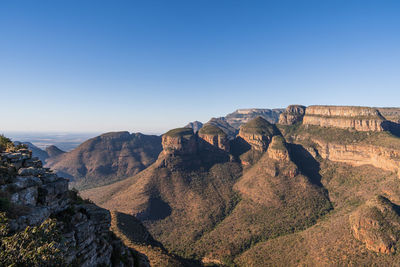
(278, 105), (306, 125)
(162, 128), (197, 155)
(0, 145), (138, 266)
(312, 139), (400, 178)
(198, 124), (230, 152)
(303, 105), (385, 131)
(238, 117), (280, 152)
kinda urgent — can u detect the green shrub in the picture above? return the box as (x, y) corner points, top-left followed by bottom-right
(0, 213), (65, 266)
(0, 134), (13, 152)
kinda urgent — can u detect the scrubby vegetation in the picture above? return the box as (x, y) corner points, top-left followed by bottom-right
(240, 117), (279, 136)
(163, 128), (194, 138)
(198, 124), (226, 136)
(279, 124), (400, 150)
(0, 135), (13, 152)
(0, 213), (64, 266)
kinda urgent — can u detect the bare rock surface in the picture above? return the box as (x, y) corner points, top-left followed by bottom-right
(0, 147), (138, 266)
(303, 105), (385, 131)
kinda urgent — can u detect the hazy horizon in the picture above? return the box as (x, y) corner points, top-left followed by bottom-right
(1, 0), (399, 132)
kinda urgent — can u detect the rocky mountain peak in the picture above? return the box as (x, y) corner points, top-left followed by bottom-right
(278, 105), (306, 125)
(198, 124), (230, 152)
(238, 117), (280, 151)
(162, 128), (197, 155)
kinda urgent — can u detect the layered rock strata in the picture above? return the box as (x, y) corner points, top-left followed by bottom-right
(312, 139), (400, 178)
(238, 117), (280, 152)
(198, 124), (230, 152)
(303, 105), (385, 131)
(0, 147), (136, 266)
(162, 128), (197, 155)
(278, 105), (306, 125)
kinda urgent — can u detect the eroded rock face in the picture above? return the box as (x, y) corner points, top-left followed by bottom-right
(0, 147), (136, 266)
(162, 128), (197, 155)
(267, 136), (290, 161)
(313, 139), (400, 178)
(303, 105), (385, 131)
(278, 105), (306, 125)
(238, 117), (279, 152)
(350, 196), (400, 254)
(198, 125), (230, 152)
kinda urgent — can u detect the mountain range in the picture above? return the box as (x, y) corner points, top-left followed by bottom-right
(7, 105), (400, 266)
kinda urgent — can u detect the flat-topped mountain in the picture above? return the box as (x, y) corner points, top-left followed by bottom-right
(45, 131), (162, 189)
(303, 105), (386, 131)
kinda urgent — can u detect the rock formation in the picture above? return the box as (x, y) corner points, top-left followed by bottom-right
(0, 145), (137, 266)
(162, 128), (197, 156)
(267, 135), (290, 161)
(312, 139), (400, 178)
(224, 108), (284, 128)
(238, 117), (280, 152)
(350, 195), (400, 254)
(278, 105), (306, 125)
(206, 117), (238, 139)
(302, 105), (385, 131)
(198, 124), (230, 152)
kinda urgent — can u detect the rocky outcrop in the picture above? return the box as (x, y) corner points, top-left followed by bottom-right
(206, 118), (238, 139)
(238, 117), (280, 152)
(224, 108), (284, 128)
(312, 139), (400, 178)
(303, 105), (385, 131)
(278, 105), (306, 125)
(267, 136), (290, 161)
(162, 128), (197, 155)
(350, 195), (400, 254)
(198, 124), (230, 152)
(0, 146), (137, 266)
(185, 121), (203, 133)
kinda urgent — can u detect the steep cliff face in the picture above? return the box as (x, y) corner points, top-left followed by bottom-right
(198, 124), (230, 152)
(0, 146), (137, 266)
(238, 117), (280, 152)
(162, 128), (197, 155)
(312, 139), (400, 178)
(303, 105), (385, 131)
(278, 105), (306, 125)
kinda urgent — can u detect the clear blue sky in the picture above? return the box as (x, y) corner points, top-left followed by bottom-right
(1, 0), (399, 133)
